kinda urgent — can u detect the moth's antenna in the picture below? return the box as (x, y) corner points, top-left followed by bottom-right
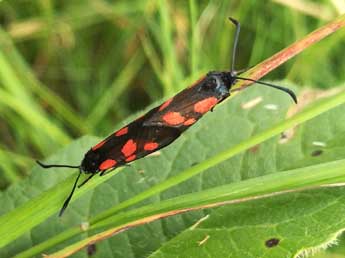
(59, 169), (82, 217)
(36, 160), (81, 216)
(227, 18), (297, 104)
(234, 76), (298, 103)
(36, 160), (79, 169)
(228, 17), (240, 73)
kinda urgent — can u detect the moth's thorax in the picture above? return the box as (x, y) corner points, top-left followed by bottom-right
(201, 71), (236, 100)
(81, 150), (102, 174)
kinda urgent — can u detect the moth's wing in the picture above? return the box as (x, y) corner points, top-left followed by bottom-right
(143, 78), (220, 128)
(106, 125), (180, 161)
(85, 72), (230, 173)
(90, 116), (181, 172)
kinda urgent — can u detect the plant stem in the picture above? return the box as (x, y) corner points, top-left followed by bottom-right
(233, 13), (345, 91)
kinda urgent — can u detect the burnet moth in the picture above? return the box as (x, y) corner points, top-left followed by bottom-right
(37, 18), (297, 216)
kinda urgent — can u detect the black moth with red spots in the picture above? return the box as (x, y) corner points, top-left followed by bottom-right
(37, 18), (297, 216)
(83, 71), (233, 174)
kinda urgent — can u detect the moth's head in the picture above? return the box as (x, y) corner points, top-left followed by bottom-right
(81, 150), (102, 174)
(224, 71), (238, 90)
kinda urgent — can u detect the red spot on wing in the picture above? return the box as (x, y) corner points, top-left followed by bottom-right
(115, 127), (128, 136)
(183, 118), (196, 126)
(144, 142), (159, 151)
(159, 98), (173, 111)
(162, 112), (186, 125)
(99, 159), (117, 170)
(125, 154), (136, 162)
(121, 139), (137, 157)
(92, 140), (106, 151)
(194, 97), (218, 114)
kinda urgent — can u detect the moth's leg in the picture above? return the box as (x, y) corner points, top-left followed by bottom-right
(100, 167), (117, 176)
(78, 174), (95, 187)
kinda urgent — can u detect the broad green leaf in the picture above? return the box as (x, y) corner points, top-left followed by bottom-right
(47, 158), (345, 258)
(148, 187), (345, 258)
(0, 137), (107, 249)
(1, 85), (345, 258)
(146, 88), (345, 258)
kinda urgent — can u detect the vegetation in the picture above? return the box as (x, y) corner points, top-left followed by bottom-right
(0, 0), (345, 257)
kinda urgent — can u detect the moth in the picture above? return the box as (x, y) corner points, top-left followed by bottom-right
(38, 18), (297, 216)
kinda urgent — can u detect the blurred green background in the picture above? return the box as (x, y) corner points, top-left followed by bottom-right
(0, 0), (345, 256)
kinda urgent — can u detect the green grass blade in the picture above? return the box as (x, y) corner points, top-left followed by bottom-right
(0, 28), (89, 134)
(189, 0), (200, 76)
(46, 159), (345, 257)
(0, 89), (70, 144)
(86, 50), (144, 126)
(0, 137), (122, 248)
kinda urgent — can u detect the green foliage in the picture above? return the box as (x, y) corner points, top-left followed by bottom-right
(149, 187), (345, 258)
(2, 86), (345, 257)
(1, 0), (345, 257)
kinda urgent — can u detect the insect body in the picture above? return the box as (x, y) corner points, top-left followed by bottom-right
(82, 71), (234, 173)
(37, 18), (297, 216)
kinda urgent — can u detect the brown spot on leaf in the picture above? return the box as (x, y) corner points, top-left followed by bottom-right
(279, 129), (296, 144)
(265, 238), (280, 248)
(249, 144), (260, 153)
(311, 150), (323, 156)
(87, 244), (96, 256)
